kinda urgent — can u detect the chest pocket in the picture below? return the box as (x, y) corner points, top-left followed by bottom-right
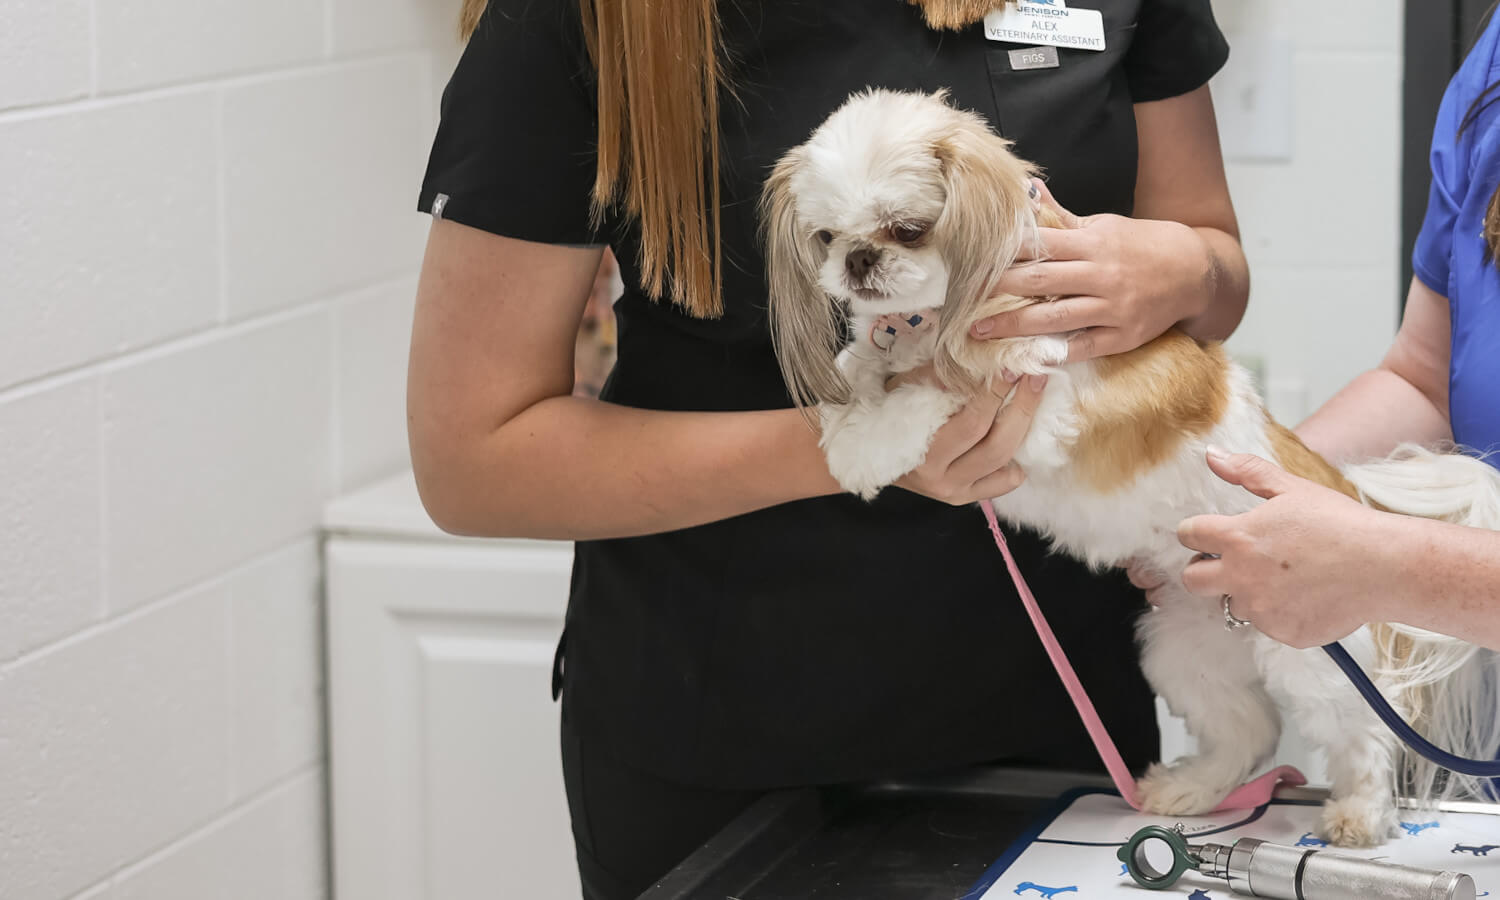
(984, 2), (1141, 217)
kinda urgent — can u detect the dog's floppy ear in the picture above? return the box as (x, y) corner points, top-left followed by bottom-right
(929, 108), (1041, 394)
(761, 150), (850, 408)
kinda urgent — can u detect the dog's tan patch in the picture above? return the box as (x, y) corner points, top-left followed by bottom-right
(1269, 422), (1359, 500)
(1069, 330), (1230, 493)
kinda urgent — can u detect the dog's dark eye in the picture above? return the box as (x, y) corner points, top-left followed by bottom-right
(816, 230), (834, 245)
(890, 222), (930, 244)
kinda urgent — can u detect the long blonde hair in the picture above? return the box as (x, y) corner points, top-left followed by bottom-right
(459, 0), (999, 318)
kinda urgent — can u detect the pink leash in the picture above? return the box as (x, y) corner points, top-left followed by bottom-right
(980, 501), (1306, 811)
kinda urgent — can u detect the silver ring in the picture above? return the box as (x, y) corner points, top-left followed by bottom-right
(1222, 594), (1252, 631)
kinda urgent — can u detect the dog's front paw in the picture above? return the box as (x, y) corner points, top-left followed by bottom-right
(1135, 762), (1227, 817)
(1035, 334), (1071, 367)
(823, 427), (898, 501)
(1318, 794), (1396, 848)
(988, 334), (1071, 375)
(821, 386), (960, 501)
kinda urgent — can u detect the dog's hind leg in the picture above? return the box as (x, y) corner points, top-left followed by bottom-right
(1135, 590), (1282, 815)
(1256, 635), (1397, 847)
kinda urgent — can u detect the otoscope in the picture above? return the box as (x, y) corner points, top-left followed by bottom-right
(1119, 824), (1477, 900)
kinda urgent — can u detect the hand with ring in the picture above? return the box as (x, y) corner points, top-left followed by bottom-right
(1176, 447), (1397, 650)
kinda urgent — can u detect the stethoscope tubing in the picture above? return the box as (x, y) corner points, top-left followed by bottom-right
(1323, 641), (1500, 777)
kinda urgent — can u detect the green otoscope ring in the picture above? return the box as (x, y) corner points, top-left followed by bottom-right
(1117, 825), (1199, 890)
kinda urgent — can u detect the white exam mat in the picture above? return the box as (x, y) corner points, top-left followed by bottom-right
(965, 790), (1500, 899)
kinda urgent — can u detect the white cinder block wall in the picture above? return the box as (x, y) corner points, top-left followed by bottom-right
(1, 0), (1407, 897)
(0, 1), (461, 897)
(1211, 0), (1405, 421)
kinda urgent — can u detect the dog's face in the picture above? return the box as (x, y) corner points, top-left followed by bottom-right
(762, 89), (1040, 406)
(786, 119), (952, 316)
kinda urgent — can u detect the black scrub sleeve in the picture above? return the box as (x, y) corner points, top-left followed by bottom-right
(417, 0), (603, 245)
(1123, 0), (1231, 103)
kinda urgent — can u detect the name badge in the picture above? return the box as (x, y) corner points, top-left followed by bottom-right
(984, 1), (1106, 53)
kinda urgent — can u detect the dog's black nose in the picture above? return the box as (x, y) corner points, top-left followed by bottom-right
(845, 247), (880, 278)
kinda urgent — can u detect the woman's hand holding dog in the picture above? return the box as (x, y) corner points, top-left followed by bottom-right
(970, 180), (1226, 362)
(884, 368), (1048, 505)
(1176, 448), (1395, 649)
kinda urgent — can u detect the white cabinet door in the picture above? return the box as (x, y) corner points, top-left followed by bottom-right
(326, 537), (581, 900)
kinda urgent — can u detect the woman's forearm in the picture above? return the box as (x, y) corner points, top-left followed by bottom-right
(1295, 368), (1451, 465)
(1374, 514), (1500, 652)
(1295, 276), (1453, 465)
(409, 224), (841, 542)
(1178, 225), (1250, 341)
(1132, 87), (1249, 344)
(415, 399), (840, 541)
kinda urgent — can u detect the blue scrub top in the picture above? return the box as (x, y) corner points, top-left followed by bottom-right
(1413, 14), (1500, 462)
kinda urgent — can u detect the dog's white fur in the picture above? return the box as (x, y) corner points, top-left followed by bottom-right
(763, 89), (1500, 846)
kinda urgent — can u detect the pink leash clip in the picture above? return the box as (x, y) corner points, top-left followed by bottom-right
(981, 501), (1306, 811)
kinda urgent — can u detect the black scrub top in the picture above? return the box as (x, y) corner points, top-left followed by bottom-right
(419, 0), (1229, 789)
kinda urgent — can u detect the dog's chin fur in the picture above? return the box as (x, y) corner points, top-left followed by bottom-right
(764, 89), (1500, 846)
(830, 258), (949, 317)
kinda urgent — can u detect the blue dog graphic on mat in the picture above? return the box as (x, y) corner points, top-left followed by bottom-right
(1401, 821), (1440, 837)
(1296, 832), (1328, 847)
(1454, 843), (1500, 856)
(1188, 890), (1214, 900)
(1014, 884), (1078, 899)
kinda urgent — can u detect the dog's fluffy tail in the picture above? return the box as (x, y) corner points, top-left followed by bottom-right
(1341, 443), (1500, 802)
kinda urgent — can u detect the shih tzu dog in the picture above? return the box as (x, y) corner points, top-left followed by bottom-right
(762, 88), (1500, 845)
